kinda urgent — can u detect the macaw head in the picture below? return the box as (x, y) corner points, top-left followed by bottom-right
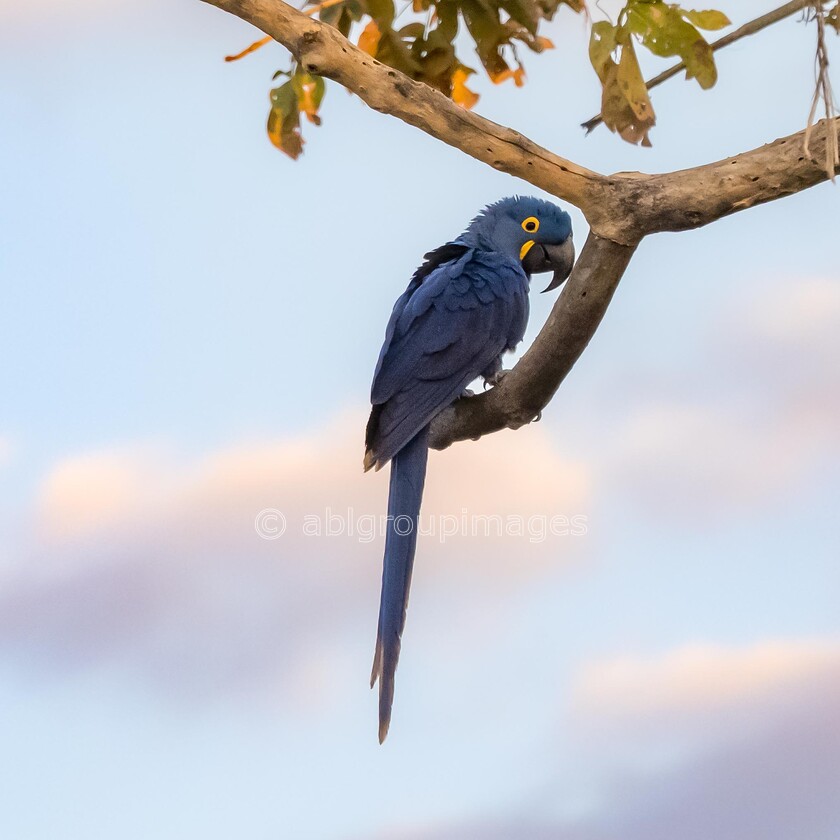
(461, 196), (575, 292)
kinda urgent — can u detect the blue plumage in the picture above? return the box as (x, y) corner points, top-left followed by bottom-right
(366, 196), (574, 742)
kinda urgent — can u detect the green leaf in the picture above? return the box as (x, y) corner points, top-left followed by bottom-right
(377, 28), (424, 74)
(500, 0), (541, 36)
(682, 8), (731, 31)
(269, 80), (297, 114)
(365, 0), (395, 27)
(616, 39), (654, 126)
(599, 37), (655, 146)
(627, 1), (719, 89)
(589, 21), (619, 84)
(397, 22), (427, 39)
(292, 70), (326, 124)
(683, 36), (716, 88)
(268, 80), (304, 159)
(628, 2), (698, 59)
(460, 0), (512, 79)
(319, 0), (362, 37)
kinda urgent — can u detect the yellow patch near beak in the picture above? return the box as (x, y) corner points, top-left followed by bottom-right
(520, 240), (535, 260)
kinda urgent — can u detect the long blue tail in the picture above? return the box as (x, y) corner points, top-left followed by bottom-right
(370, 425), (430, 743)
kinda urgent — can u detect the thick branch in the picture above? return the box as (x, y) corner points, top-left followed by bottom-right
(201, 0), (607, 214)
(429, 233), (637, 450)
(582, 0), (815, 134)
(605, 117), (840, 240)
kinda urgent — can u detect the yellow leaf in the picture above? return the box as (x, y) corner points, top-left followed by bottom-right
(683, 9), (731, 31)
(616, 40), (654, 123)
(598, 40), (656, 147)
(490, 66), (526, 87)
(358, 20), (381, 56)
(225, 35), (272, 63)
(298, 79), (322, 124)
(452, 65), (479, 109)
(267, 106), (304, 159)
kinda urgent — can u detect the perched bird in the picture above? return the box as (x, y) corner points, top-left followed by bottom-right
(365, 196), (575, 742)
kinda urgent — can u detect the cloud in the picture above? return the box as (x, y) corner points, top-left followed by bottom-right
(0, 412), (590, 702)
(394, 639), (840, 840)
(37, 447), (167, 541)
(598, 402), (824, 512)
(735, 276), (840, 351)
(588, 276), (840, 517)
(572, 639), (840, 730)
(591, 646), (840, 840)
(571, 640), (840, 840)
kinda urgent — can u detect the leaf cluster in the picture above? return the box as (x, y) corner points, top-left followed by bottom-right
(259, 0), (732, 157)
(828, 0), (840, 31)
(590, 1), (729, 146)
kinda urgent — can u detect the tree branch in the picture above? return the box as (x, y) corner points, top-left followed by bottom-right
(604, 117), (840, 240)
(581, 0), (816, 134)
(429, 233), (637, 450)
(201, 0), (608, 214)
(201, 0), (838, 450)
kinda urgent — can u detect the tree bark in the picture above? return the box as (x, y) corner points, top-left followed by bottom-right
(603, 118), (840, 242)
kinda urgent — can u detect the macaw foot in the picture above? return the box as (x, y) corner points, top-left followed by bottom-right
(483, 368), (510, 390)
(507, 408), (543, 431)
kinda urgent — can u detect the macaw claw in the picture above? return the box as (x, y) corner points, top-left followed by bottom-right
(483, 368), (510, 389)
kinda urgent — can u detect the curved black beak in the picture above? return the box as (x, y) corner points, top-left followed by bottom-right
(521, 237), (575, 293)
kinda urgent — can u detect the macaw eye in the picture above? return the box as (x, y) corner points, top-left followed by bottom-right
(522, 217), (539, 233)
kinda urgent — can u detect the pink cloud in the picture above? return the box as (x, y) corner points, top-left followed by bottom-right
(397, 639), (840, 840)
(588, 275), (840, 516)
(572, 639), (840, 723)
(1, 412), (591, 701)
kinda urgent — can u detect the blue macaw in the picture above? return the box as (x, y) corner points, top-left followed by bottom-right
(365, 196), (575, 742)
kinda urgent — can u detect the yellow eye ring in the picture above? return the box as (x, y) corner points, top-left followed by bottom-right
(522, 216), (539, 233)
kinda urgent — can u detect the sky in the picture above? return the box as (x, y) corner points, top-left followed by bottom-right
(0, 0), (839, 838)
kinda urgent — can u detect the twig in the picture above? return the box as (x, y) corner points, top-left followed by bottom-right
(582, 0), (817, 133)
(304, 0), (348, 17)
(225, 34), (273, 61)
(804, 1), (839, 180)
(224, 0), (349, 62)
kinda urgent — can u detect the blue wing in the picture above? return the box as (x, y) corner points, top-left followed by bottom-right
(365, 247), (529, 469)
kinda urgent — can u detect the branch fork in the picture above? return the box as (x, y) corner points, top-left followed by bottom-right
(201, 0), (839, 448)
